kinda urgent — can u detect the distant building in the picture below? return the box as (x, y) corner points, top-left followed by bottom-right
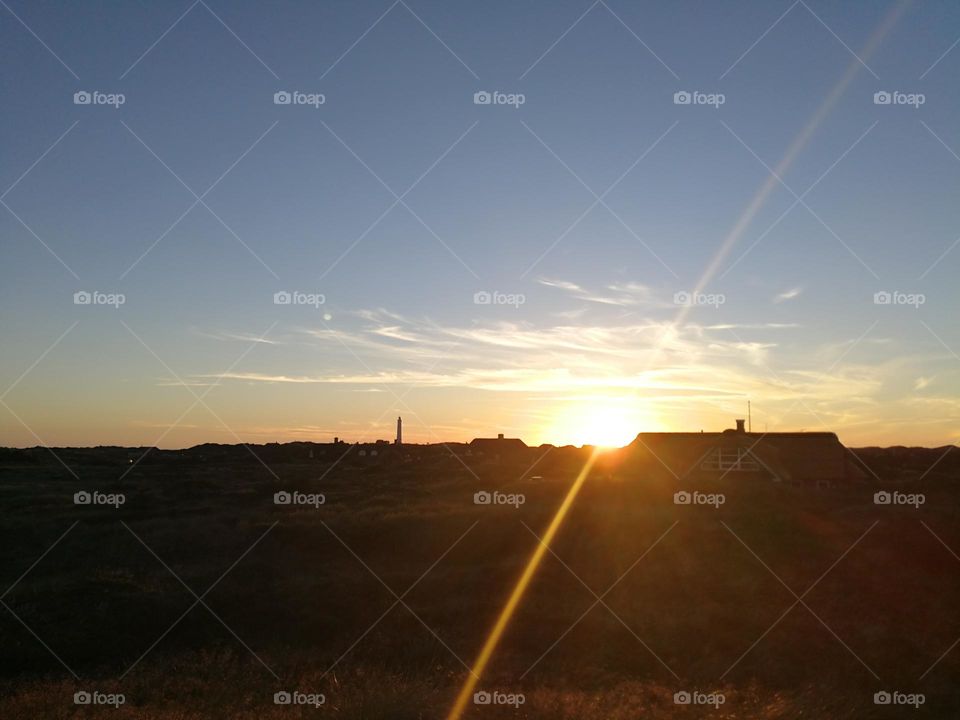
(396, 416), (402, 446)
(469, 433), (528, 460)
(631, 419), (862, 485)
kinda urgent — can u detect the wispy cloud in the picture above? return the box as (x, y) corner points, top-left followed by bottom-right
(162, 298), (960, 446)
(192, 328), (281, 345)
(538, 277), (670, 308)
(190, 310), (880, 411)
(773, 286), (803, 303)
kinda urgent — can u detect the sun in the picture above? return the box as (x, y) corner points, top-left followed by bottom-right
(545, 397), (653, 448)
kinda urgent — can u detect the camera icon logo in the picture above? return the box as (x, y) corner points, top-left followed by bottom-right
(873, 291), (891, 305)
(274, 691), (292, 704)
(673, 491), (691, 505)
(473, 691), (492, 704)
(673, 91), (691, 105)
(474, 491), (491, 505)
(873, 490), (891, 505)
(74, 491), (92, 505)
(74, 291), (92, 305)
(474, 91), (492, 105)
(74, 690), (92, 705)
(274, 491), (292, 505)
(873, 91), (892, 105)
(673, 291), (691, 306)
(473, 290), (492, 305)
(273, 291), (292, 305)
(673, 691), (691, 704)
(874, 691), (891, 705)
(274, 91), (292, 105)
(73, 91), (91, 105)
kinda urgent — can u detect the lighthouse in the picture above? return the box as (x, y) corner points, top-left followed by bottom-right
(395, 416), (402, 446)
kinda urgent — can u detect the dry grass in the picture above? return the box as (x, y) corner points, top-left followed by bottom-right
(0, 446), (958, 717)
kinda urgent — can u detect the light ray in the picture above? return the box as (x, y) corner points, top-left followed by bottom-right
(446, 448), (601, 720)
(687, 1), (909, 306)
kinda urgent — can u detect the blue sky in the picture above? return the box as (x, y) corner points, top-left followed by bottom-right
(2, 0), (959, 447)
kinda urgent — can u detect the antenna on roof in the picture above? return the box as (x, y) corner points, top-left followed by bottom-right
(748, 401), (752, 433)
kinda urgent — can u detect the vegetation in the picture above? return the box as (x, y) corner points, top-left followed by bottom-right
(0, 444), (957, 717)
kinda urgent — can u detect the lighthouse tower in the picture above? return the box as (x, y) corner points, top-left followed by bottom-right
(395, 416), (402, 446)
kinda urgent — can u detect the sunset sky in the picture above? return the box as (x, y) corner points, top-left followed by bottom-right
(2, 0), (959, 448)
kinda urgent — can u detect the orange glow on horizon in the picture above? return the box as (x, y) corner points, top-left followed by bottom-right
(537, 397), (660, 448)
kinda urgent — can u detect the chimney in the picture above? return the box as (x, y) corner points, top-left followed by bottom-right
(497, 433), (504, 440)
(735, 419), (746, 433)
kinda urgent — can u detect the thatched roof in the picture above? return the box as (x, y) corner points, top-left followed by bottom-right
(630, 428), (855, 483)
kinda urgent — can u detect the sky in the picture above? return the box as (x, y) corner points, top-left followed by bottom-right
(1, 0), (959, 449)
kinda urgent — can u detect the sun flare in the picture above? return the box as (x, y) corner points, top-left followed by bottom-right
(545, 397), (654, 448)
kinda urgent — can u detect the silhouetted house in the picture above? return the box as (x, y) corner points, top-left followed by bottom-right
(469, 433), (528, 460)
(631, 419), (861, 485)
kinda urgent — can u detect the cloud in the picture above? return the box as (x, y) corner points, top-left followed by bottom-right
(537, 278), (583, 293)
(773, 287), (803, 303)
(192, 328), (281, 345)
(173, 299), (957, 445)
(156, 379), (218, 387)
(538, 277), (669, 308)
(189, 309), (888, 416)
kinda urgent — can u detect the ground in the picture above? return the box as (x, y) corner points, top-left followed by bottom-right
(0, 444), (958, 718)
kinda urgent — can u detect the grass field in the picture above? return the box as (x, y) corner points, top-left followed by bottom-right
(1, 444), (958, 717)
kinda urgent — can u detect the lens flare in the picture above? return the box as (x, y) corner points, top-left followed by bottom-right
(446, 448), (600, 720)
